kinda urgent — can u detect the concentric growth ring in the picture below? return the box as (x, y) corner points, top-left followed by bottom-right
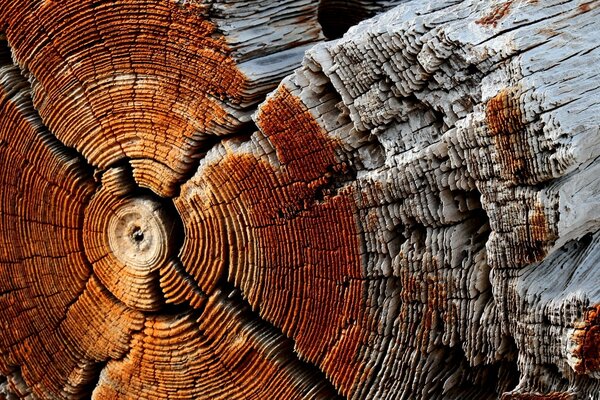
(83, 167), (177, 311)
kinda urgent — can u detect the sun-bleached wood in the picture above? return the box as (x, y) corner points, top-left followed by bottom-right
(0, 0), (598, 399)
(177, 0), (600, 398)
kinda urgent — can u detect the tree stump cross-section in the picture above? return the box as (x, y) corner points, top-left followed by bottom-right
(0, 0), (599, 399)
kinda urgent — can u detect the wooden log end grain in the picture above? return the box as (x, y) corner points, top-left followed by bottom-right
(0, 0), (404, 398)
(0, 0), (599, 399)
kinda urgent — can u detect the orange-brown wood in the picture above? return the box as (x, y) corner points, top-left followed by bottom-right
(571, 305), (600, 375)
(0, 63), (147, 398)
(0, 1), (341, 398)
(176, 86), (375, 395)
(93, 291), (339, 399)
(1, 1), (244, 197)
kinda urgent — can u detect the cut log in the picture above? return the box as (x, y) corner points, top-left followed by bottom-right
(0, 43), (339, 399)
(0, 0), (325, 197)
(0, 0), (599, 399)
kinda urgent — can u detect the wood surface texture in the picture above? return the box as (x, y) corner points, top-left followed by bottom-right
(0, 0), (598, 399)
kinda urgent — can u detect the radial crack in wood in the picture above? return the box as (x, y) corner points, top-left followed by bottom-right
(0, 0), (408, 398)
(0, 0), (599, 399)
(92, 290), (340, 399)
(177, 0), (600, 398)
(0, 56), (146, 399)
(176, 84), (376, 395)
(0, 0), (326, 197)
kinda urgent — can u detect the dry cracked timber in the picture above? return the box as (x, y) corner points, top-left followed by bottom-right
(0, 0), (598, 399)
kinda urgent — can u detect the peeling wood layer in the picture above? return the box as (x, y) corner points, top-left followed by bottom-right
(0, 0), (598, 399)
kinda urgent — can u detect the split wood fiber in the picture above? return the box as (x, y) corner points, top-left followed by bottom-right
(0, 0), (598, 399)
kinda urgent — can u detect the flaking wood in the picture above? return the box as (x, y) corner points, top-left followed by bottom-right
(0, 0), (598, 399)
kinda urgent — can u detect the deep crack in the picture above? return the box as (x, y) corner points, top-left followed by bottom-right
(217, 279), (345, 399)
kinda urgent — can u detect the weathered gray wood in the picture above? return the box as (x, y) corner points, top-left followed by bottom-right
(258, 0), (599, 397)
(0, 0), (598, 399)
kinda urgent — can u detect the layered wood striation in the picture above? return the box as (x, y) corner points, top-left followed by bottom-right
(184, 0), (596, 398)
(176, 84), (375, 394)
(0, 0), (350, 397)
(0, 58), (145, 398)
(0, 0), (599, 399)
(0, 0), (401, 398)
(0, 0), (323, 197)
(92, 291), (339, 399)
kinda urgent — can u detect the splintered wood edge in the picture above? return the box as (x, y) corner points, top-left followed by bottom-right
(173, 0), (600, 398)
(0, 0), (599, 399)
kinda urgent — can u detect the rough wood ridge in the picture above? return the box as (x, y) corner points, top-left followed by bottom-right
(0, 0), (598, 399)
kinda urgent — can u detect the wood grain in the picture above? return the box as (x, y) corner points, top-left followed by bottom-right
(0, 0), (598, 399)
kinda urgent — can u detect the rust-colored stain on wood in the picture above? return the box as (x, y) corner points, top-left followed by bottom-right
(502, 392), (576, 400)
(177, 85), (374, 396)
(485, 89), (552, 265)
(485, 88), (532, 183)
(476, 1), (514, 27)
(571, 304), (600, 375)
(578, 2), (592, 12)
(524, 202), (550, 263)
(256, 87), (342, 177)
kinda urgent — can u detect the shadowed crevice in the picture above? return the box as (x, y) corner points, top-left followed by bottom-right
(0, 37), (96, 182)
(176, 119), (259, 197)
(216, 279), (346, 399)
(318, 0), (370, 40)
